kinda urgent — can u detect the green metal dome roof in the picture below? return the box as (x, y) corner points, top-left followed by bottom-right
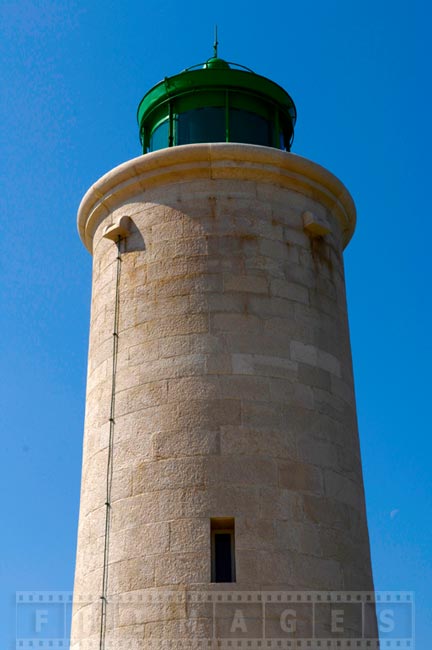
(137, 57), (297, 154)
(202, 56), (231, 69)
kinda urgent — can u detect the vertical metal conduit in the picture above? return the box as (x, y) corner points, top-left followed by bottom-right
(99, 237), (123, 650)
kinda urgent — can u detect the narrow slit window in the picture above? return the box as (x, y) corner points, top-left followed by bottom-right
(211, 518), (236, 583)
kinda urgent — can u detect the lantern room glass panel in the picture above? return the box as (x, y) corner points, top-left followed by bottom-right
(229, 108), (273, 147)
(177, 107), (226, 145)
(149, 119), (170, 152)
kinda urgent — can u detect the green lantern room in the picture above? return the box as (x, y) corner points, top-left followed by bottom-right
(137, 54), (296, 154)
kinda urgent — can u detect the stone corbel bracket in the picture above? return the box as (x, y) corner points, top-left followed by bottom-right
(103, 215), (131, 242)
(302, 210), (332, 237)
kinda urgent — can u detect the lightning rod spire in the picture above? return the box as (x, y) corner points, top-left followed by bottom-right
(213, 25), (218, 58)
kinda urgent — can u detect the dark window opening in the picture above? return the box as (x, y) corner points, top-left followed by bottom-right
(211, 518), (236, 583)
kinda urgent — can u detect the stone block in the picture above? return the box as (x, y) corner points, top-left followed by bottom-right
(150, 220), (184, 242)
(137, 354), (207, 382)
(298, 363), (331, 390)
(303, 494), (351, 530)
(313, 387), (348, 420)
(210, 312), (262, 335)
(116, 380), (168, 416)
(236, 517), (277, 551)
(331, 375), (355, 404)
(316, 275), (337, 300)
(268, 377), (296, 403)
(320, 527), (370, 573)
(290, 340), (341, 377)
(309, 288), (338, 317)
(244, 253), (285, 279)
(205, 353), (232, 374)
(278, 460), (323, 494)
(109, 557), (155, 593)
(275, 520), (323, 557)
(233, 549), (261, 584)
(112, 435), (152, 471)
(293, 384), (315, 410)
(113, 364), (142, 393)
(259, 487), (303, 521)
(117, 592), (187, 626)
(220, 425), (295, 458)
(336, 442), (362, 476)
(270, 278), (309, 304)
(205, 485), (260, 519)
(189, 332), (226, 354)
(127, 340), (160, 365)
(296, 435), (339, 468)
(133, 457), (209, 494)
(284, 262), (316, 288)
(146, 313), (209, 339)
(290, 340), (317, 365)
(256, 550), (296, 584)
(113, 410), (160, 442)
(259, 237), (297, 262)
(143, 616), (213, 640)
(317, 349), (342, 377)
(283, 226), (310, 248)
(220, 375), (270, 401)
(174, 398), (242, 430)
(121, 489), (183, 523)
(324, 469), (364, 511)
(109, 521), (170, 563)
(154, 552), (209, 585)
(242, 214), (284, 241)
(292, 554), (343, 589)
(157, 335), (190, 359)
(150, 274), (223, 298)
(248, 294), (298, 319)
(135, 294), (191, 325)
(111, 467), (133, 501)
(241, 400), (286, 431)
(223, 273), (269, 294)
(188, 292), (211, 314)
(167, 376), (221, 402)
(232, 353), (297, 380)
(152, 429), (220, 459)
(169, 517), (209, 553)
(79, 449), (109, 508)
(208, 455), (277, 488)
(206, 291), (248, 314)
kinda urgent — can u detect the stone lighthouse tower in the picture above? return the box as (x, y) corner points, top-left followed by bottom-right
(71, 54), (377, 648)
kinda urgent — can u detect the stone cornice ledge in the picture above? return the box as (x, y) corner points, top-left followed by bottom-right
(77, 143), (356, 253)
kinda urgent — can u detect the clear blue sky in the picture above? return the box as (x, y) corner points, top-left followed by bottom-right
(1, 0), (430, 647)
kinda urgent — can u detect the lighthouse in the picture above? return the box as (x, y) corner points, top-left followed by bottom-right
(71, 53), (377, 648)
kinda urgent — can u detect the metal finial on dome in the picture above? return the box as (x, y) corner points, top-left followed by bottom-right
(213, 25), (218, 58)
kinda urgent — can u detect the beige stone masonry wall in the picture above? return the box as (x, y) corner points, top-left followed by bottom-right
(71, 144), (376, 648)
